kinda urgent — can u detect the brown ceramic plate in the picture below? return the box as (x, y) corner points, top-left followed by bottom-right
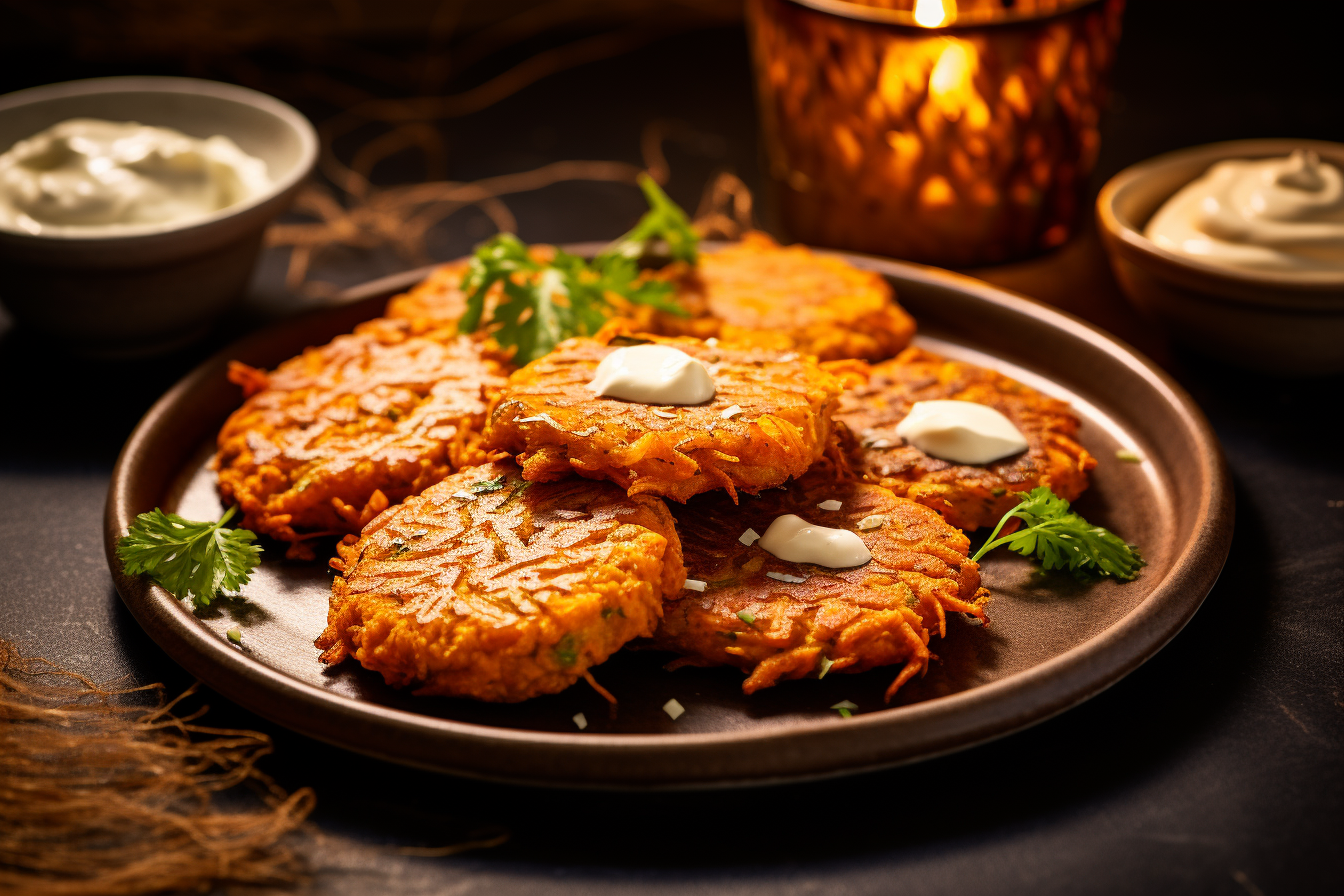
(104, 246), (1233, 788)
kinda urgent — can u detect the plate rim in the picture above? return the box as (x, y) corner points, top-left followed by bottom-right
(104, 248), (1234, 788)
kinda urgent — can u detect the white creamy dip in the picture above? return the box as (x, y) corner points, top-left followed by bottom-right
(895, 400), (1028, 465)
(757, 514), (871, 569)
(588, 344), (716, 405)
(1145, 150), (1344, 273)
(0, 118), (270, 235)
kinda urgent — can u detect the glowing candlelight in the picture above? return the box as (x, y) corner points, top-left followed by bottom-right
(746, 0), (1125, 266)
(913, 0), (952, 28)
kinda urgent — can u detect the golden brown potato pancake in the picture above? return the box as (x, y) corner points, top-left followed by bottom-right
(383, 260), (469, 326)
(215, 317), (507, 558)
(833, 347), (1096, 531)
(316, 462), (685, 702)
(652, 232), (916, 362)
(651, 463), (988, 699)
(483, 328), (844, 503)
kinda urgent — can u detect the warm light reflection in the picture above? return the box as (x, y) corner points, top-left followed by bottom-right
(913, 0), (952, 28)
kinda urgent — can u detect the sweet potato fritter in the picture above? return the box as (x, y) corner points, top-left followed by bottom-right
(383, 260), (469, 326)
(652, 232), (916, 362)
(651, 464), (988, 700)
(483, 329), (844, 502)
(833, 347), (1097, 531)
(316, 462), (685, 702)
(215, 317), (507, 557)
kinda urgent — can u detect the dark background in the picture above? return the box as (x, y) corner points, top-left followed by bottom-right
(1, 2), (1341, 893)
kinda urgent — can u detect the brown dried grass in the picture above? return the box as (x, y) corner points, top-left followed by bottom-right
(0, 639), (314, 896)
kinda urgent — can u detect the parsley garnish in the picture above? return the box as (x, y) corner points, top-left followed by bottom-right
(971, 487), (1144, 580)
(458, 174), (695, 365)
(736, 610), (756, 624)
(470, 475), (507, 494)
(116, 507), (262, 609)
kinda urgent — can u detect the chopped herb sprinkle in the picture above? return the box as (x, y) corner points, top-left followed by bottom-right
(817, 499), (842, 511)
(572, 712), (588, 730)
(766, 571), (806, 584)
(684, 579), (707, 592)
(739, 528), (761, 546)
(737, 610), (756, 624)
(817, 655), (834, 678)
(226, 628), (242, 645)
(858, 514), (887, 530)
(663, 698), (686, 720)
(720, 404), (744, 420)
(1116, 449), (1144, 463)
(832, 699), (857, 718)
(470, 475), (507, 494)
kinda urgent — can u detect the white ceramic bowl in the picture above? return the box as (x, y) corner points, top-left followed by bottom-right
(1096, 138), (1344, 376)
(0, 77), (317, 355)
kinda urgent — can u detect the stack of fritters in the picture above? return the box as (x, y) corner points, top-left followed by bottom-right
(483, 328), (844, 502)
(655, 232), (917, 361)
(317, 462), (684, 702)
(833, 347), (1097, 531)
(653, 462), (986, 700)
(216, 236), (1096, 704)
(215, 316), (506, 558)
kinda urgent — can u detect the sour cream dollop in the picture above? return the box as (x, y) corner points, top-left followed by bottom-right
(588, 344), (716, 405)
(757, 514), (871, 569)
(0, 118), (270, 235)
(1145, 150), (1344, 274)
(895, 400), (1028, 465)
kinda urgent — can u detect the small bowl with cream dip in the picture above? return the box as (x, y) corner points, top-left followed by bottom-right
(0, 76), (317, 354)
(1097, 138), (1344, 375)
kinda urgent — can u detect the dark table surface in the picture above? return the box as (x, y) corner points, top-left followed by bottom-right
(2, 3), (1341, 894)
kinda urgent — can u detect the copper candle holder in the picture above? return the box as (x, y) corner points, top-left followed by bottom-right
(747, 0), (1125, 266)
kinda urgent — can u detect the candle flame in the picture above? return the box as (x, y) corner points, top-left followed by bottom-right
(913, 0), (952, 28)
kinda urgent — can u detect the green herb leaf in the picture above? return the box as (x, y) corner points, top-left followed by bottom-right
(458, 175), (694, 365)
(595, 173), (699, 266)
(736, 610), (756, 624)
(226, 628), (243, 645)
(554, 634), (579, 667)
(971, 487), (1145, 580)
(470, 475), (507, 494)
(117, 507), (262, 609)
(817, 655), (834, 679)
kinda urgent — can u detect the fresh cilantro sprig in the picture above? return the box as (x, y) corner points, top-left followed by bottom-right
(458, 173), (695, 365)
(116, 507), (262, 609)
(971, 487), (1145, 580)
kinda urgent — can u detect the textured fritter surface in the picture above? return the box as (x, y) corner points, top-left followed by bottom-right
(651, 464), (988, 699)
(215, 318), (508, 557)
(653, 232), (916, 362)
(383, 261), (469, 326)
(483, 330), (844, 502)
(834, 347), (1097, 531)
(316, 462), (685, 702)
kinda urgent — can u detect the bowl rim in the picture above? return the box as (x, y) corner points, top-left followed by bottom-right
(1096, 137), (1344, 293)
(0, 75), (318, 243)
